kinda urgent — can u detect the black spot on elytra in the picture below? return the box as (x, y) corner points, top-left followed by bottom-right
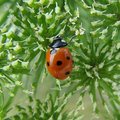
(65, 71), (70, 75)
(47, 62), (50, 66)
(56, 61), (62, 66)
(66, 56), (70, 60)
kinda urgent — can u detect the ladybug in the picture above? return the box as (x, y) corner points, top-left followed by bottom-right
(46, 36), (73, 80)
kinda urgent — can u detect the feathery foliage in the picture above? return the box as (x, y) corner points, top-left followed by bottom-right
(0, 0), (120, 120)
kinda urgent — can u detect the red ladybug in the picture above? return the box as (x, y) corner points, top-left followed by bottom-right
(46, 36), (73, 80)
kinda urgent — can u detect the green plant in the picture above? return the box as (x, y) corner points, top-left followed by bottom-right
(0, 0), (120, 120)
(5, 92), (83, 120)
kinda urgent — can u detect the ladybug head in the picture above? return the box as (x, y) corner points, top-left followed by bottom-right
(49, 36), (68, 48)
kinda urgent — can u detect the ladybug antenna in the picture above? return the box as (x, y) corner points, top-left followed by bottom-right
(68, 35), (76, 45)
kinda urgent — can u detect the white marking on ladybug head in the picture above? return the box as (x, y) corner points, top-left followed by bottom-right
(61, 39), (65, 42)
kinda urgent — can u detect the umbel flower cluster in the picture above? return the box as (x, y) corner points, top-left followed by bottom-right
(0, 0), (120, 119)
(82, 0), (120, 40)
(5, 92), (83, 120)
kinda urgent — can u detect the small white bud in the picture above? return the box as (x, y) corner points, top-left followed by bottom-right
(108, 0), (116, 4)
(90, 28), (100, 36)
(59, 26), (65, 35)
(5, 40), (12, 48)
(91, 20), (104, 26)
(98, 62), (104, 69)
(1, 26), (7, 33)
(38, 25), (43, 33)
(64, 2), (72, 15)
(75, 7), (79, 18)
(105, 14), (115, 18)
(112, 29), (117, 39)
(45, 12), (52, 20)
(28, 0), (34, 5)
(64, 2), (70, 12)
(0, 42), (3, 49)
(93, 1), (107, 9)
(75, 29), (79, 35)
(74, 42), (82, 47)
(49, 0), (54, 4)
(55, 2), (60, 14)
(91, 8), (103, 15)
(117, 43), (120, 49)
(10, 93), (14, 97)
(8, 53), (15, 61)
(101, 27), (108, 34)
(114, 21), (120, 26)
(81, 0), (91, 8)
(17, 3), (24, 11)
(49, 23), (55, 29)
(75, 28), (85, 35)
(11, 60), (20, 68)
(0, 52), (5, 58)
(6, 32), (13, 38)
(21, 62), (29, 69)
(14, 44), (22, 53)
(40, 0), (45, 4)
(30, 22), (35, 29)
(99, 34), (105, 39)
(79, 28), (85, 35)
(15, 81), (22, 86)
(3, 65), (10, 71)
